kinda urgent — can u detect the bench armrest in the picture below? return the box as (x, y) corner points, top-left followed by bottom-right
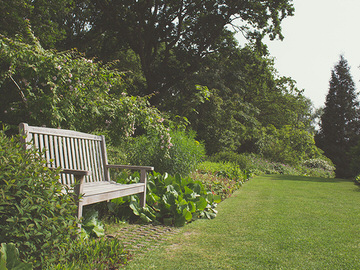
(106, 164), (154, 171)
(60, 169), (92, 176)
(58, 169), (91, 199)
(106, 164), (153, 186)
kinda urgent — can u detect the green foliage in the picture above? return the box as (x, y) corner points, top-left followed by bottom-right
(127, 129), (206, 176)
(355, 175), (360, 185)
(349, 140), (360, 178)
(48, 237), (129, 269)
(181, 45), (314, 156)
(0, 1), (74, 48)
(202, 153), (335, 179)
(0, 32), (170, 150)
(0, 131), (79, 268)
(256, 125), (323, 165)
(316, 55), (360, 178)
(0, 243), (32, 270)
(81, 210), (105, 239)
(63, 1), (294, 106)
(302, 158), (335, 172)
(190, 171), (244, 201)
(111, 172), (221, 227)
(210, 151), (251, 170)
(197, 161), (250, 182)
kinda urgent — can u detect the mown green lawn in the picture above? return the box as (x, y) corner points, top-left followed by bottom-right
(124, 175), (360, 269)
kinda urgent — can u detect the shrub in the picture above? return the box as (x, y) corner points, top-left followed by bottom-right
(190, 171), (243, 201)
(127, 129), (205, 176)
(201, 154), (336, 179)
(302, 158), (335, 172)
(197, 161), (250, 181)
(355, 175), (360, 185)
(255, 125), (323, 165)
(209, 151), (250, 170)
(0, 130), (78, 268)
(1, 31), (170, 152)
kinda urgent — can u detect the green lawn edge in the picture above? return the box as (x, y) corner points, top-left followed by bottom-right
(124, 175), (360, 269)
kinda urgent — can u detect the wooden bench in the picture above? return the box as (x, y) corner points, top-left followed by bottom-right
(19, 123), (154, 220)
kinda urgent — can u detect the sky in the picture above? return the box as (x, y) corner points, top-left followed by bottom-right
(237, 0), (360, 109)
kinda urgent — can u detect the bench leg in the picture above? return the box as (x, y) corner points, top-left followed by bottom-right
(77, 202), (83, 229)
(139, 191), (146, 208)
(73, 175), (85, 229)
(140, 169), (147, 208)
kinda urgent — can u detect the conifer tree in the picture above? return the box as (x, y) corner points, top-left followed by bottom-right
(316, 55), (360, 178)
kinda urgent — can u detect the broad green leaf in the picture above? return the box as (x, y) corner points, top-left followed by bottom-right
(196, 197), (207, 211)
(183, 209), (192, 221)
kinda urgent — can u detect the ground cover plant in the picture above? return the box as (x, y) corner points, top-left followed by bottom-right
(47, 237), (129, 269)
(107, 172), (221, 227)
(123, 175), (360, 269)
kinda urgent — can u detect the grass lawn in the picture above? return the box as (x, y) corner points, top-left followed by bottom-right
(124, 175), (360, 269)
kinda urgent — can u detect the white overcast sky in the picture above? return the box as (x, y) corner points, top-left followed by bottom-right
(237, 0), (360, 109)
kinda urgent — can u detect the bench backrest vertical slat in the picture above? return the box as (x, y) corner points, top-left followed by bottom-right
(74, 138), (81, 171)
(89, 140), (98, 182)
(79, 138), (89, 181)
(90, 140), (99, 182)
(49, 135), (56, 168)
(19, 123), (107, 187)
(43, 134), (51, 166)
(61, 137), (70, 185)
(95, 140), (106, 181)
(83, 139), (92, 182)
(100, 135), (110, 181)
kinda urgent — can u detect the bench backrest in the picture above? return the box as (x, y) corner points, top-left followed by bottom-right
(19, 123), (109, 186)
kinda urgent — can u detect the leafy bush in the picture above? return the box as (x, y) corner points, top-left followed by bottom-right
(194, 161), (250, 200)
(109, 172), (221, 227)
(355, 175), (360, 185)
(127, 129), (206, 175)
(302, 158), (335, 171)
(255, 125), (323, 165)
(190, 171), (243, 201)
(197, 161), (251, 182)
(0, 30), (171, 151)
(201, 153), (336, 180)
(0, 131), (78, 268)
(209, 151), (250, 170)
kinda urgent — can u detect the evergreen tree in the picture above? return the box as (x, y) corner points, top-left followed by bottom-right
(316, 55), (360, 178)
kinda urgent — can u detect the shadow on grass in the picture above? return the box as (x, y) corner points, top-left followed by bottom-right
(262, 174), (354, 183)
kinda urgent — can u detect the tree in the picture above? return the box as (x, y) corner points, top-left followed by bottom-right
(0, 0), (74, 48)
(63, 0), (294, 105)
(316, 55), (360, 178)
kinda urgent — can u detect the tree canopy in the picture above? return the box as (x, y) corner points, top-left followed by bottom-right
(0, 0), (329, 168)
(61, 0), (294, 105)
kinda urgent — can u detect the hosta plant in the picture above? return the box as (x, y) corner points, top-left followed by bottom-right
(110, 172), (221, 227)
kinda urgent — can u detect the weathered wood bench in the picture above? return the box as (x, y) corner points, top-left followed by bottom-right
(19, 123), (154, 220)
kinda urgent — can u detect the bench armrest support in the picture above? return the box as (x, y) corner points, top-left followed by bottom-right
(106, 164), (153, 207)
(59, 169), (91, 220)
